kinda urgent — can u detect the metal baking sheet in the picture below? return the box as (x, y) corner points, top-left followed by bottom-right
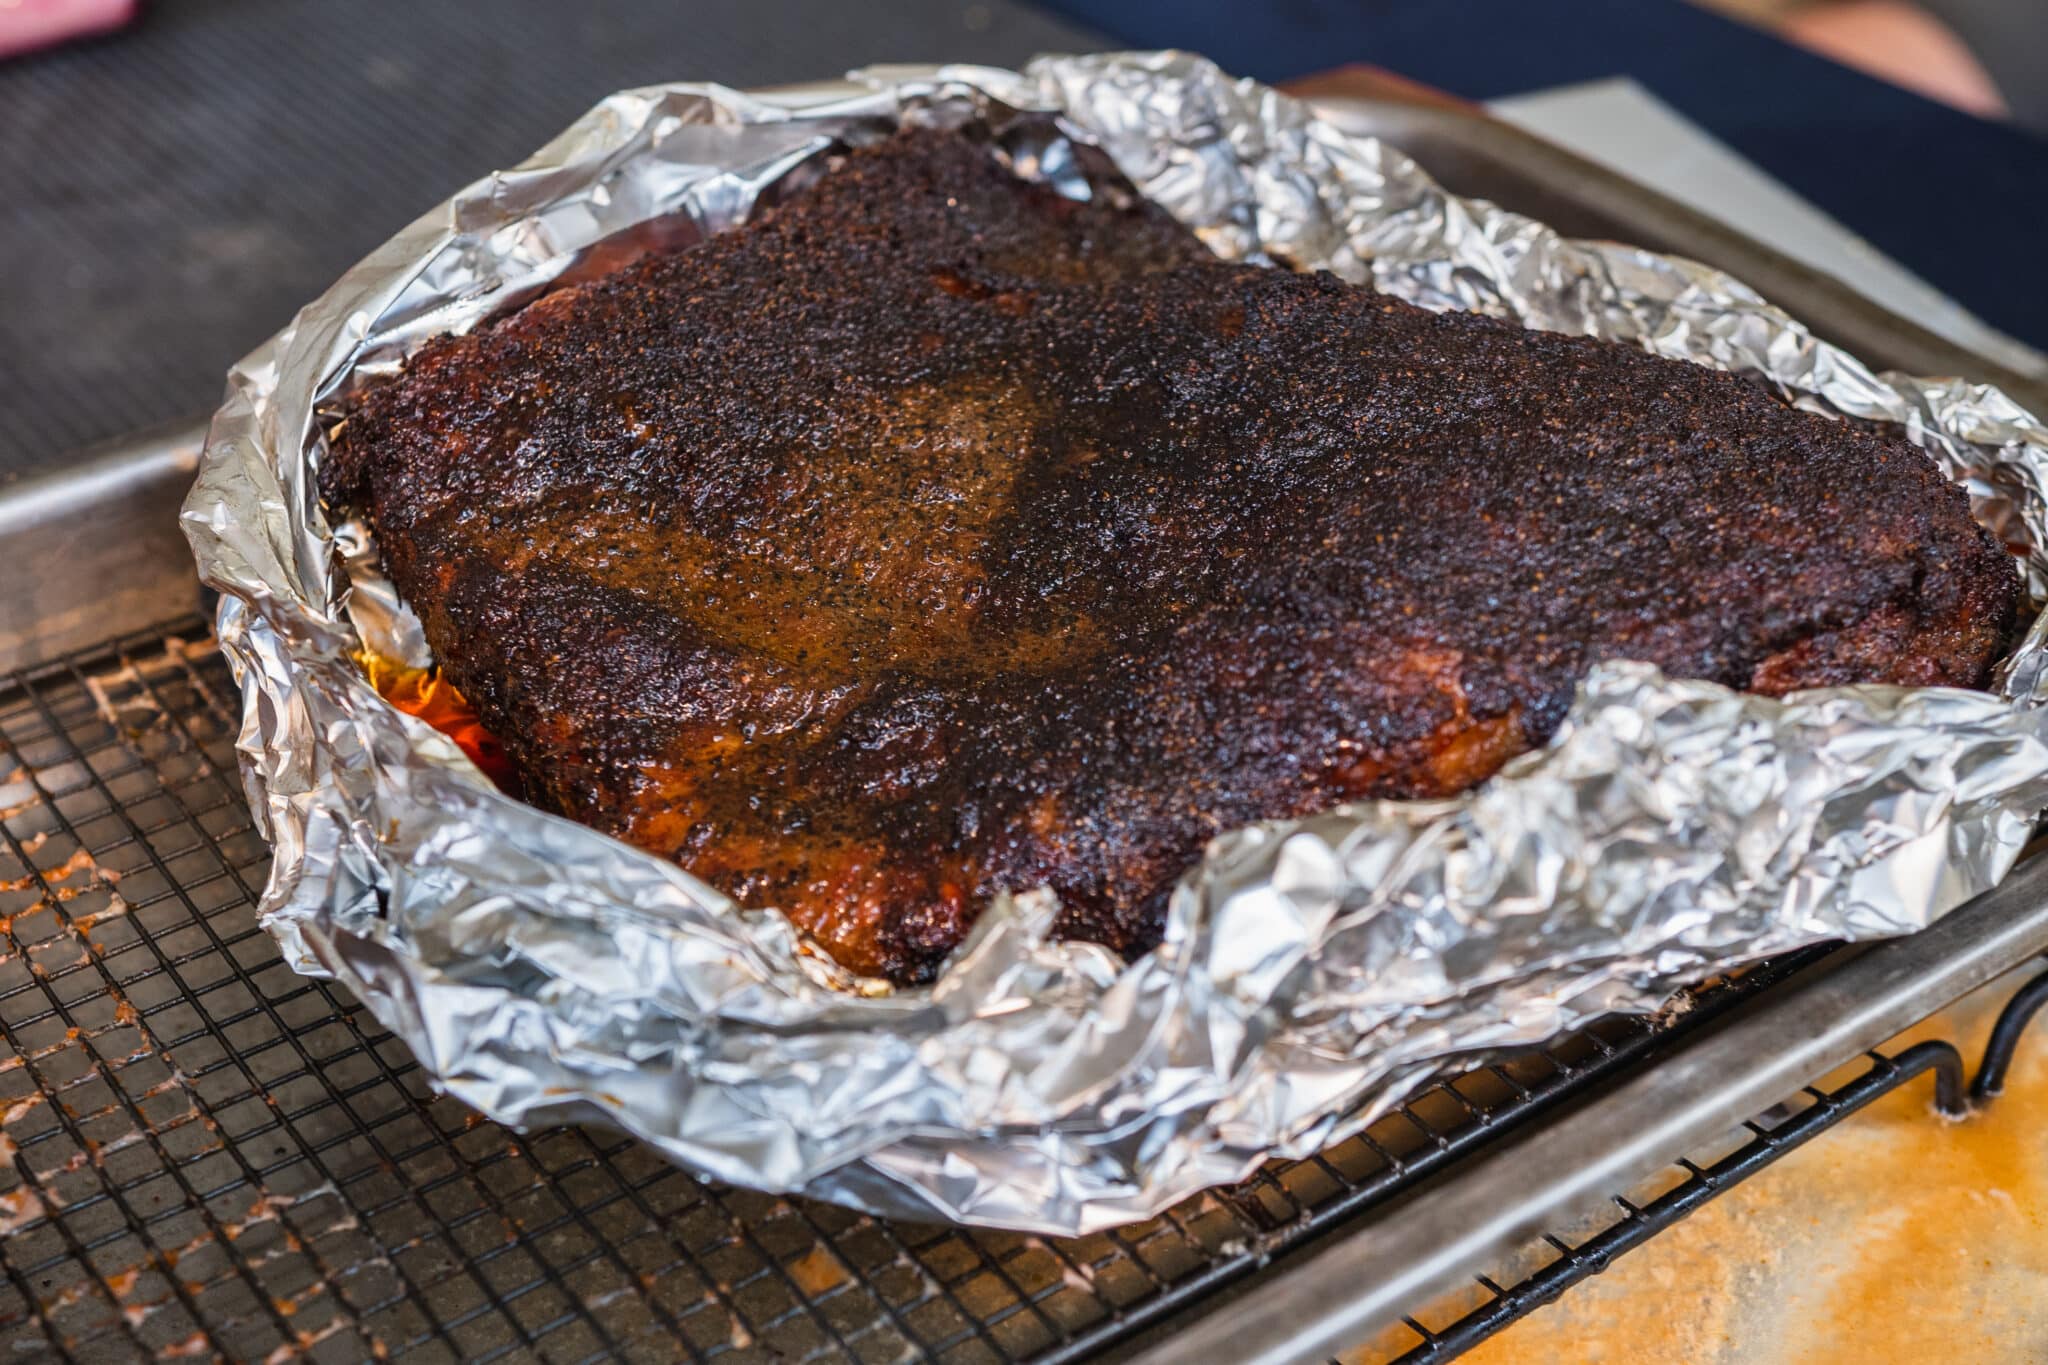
(6, 88), (2044, 1362)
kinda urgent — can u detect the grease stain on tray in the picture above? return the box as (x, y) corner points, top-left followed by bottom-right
(1351, 971), (2048, 1364)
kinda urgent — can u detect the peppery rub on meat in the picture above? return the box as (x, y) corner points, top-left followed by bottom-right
(324, 128), (2020, 984)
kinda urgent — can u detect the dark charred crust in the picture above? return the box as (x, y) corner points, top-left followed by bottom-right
(327, 129), (2022, 984)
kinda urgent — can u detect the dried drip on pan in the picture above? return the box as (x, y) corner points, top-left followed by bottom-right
(1432, 979), (2048, 1365)
(322, 127), (2020, 984)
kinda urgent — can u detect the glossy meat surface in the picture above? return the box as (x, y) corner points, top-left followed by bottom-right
(325, 130), (2020, 983)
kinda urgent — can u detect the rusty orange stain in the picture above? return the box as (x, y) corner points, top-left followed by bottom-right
(785, 1244), (850, 1297)
(0, 1186), (46, 1234)
(1411, 976), (2048, 1365)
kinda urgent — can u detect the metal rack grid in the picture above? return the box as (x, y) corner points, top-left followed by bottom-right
(0, 617), (1836, 1364)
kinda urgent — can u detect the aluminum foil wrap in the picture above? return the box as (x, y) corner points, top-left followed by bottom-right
(181, 51), (2048, 1234)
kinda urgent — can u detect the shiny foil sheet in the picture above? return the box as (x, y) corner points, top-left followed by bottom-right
(182, 52), (2048, 1234)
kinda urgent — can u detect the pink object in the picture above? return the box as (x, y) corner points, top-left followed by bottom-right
(0, 0), (138, 60)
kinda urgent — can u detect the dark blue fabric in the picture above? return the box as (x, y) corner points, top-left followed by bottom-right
(1039, 0), (2048, 349)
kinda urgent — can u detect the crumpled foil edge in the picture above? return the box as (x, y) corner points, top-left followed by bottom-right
(180, 51), (2048, 1235)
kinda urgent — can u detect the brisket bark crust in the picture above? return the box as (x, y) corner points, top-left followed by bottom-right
(325, 130), (2021, 983)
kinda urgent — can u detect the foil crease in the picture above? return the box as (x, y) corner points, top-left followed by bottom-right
(181, 51), (2048, 1234)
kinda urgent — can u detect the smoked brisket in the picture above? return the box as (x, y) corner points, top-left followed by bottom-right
(324, 130), (2020, 982)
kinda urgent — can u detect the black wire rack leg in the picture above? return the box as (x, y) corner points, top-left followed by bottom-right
(1969, 964), (2048, 1103)
(1904, 1037), (1968, 1117)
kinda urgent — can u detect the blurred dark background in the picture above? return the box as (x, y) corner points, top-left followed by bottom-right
(0, 0), (1102, 475)
(3, 0), (2043, 479)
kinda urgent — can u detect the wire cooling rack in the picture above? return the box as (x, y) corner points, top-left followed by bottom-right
(0, 619), (1945, 1363)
